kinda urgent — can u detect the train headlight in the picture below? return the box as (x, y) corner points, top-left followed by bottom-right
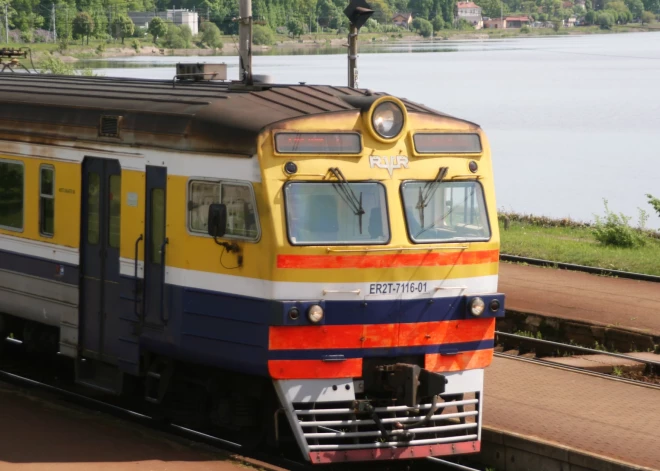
(470, 297), (485, 317)
(372, 101), (404, 139)
(307, 304), (324, 324)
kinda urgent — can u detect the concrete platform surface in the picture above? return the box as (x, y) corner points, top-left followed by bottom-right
(0, 383), (275, 471)
(499, 263), (660, 336)
(540, 353), (646, 374)
(484, 356), (660, 470)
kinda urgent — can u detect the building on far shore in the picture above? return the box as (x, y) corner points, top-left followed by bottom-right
(456, 1), (483, 29)
(129, 9), (199, 35)
(483, 15), (531, 28)
(392, 12), (413, 29)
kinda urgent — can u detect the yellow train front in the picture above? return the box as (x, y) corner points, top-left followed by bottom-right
(260, 96), (504, 463)
(0, 75), (503, 464)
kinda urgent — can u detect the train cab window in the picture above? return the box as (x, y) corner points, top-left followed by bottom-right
(188, 180), (259, 241)
(39, 166), (55, 237)
(401, 181), (490, 243)
(108, 175), (121, 248)
(284, 182), (389, 245)
(0, 160), (24, 231)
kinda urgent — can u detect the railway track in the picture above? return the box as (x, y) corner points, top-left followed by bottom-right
(499, 254), (660, 283)
(0, 341), (483, 471)
(494, 331), (660, 389)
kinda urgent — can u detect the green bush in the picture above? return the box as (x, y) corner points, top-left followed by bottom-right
(592, 199), (646, 248)
(201, 22), (223, 48)
(647, 194), (660, 218)
(416, 18), (433, 37)
(520, 25), (531, 33)
(252, 25), (275, 45)
(39, 54), (75, 75)
(131, 39), (141, 53)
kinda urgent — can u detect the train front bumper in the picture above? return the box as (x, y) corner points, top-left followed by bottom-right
(274, 368), (484, 463)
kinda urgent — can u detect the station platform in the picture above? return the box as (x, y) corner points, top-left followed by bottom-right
(483, 355), (660, 470)
(0, 383), (270, 471)
(499, 262), (660, 336)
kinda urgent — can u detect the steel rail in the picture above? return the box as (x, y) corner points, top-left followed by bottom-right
(500, 254), (660, 283)
(494, 352), (660, 390)
(495, 331), (660, 369)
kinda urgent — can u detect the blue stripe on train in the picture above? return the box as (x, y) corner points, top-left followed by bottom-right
(0, 247), (79, 285)
(267, 340), (494, 360)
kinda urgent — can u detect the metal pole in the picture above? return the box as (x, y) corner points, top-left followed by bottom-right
(5, 4), (8, 44)
(347, 24), (358, 88)
(52, 3), (57, 42)
(238, 0), (253, 84)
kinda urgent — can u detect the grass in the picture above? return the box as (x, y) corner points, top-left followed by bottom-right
(500, 220), (660, 276)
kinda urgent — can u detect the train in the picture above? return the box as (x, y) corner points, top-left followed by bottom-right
(0, 63), (504, 464)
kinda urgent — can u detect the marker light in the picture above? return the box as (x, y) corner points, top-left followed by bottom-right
(372, 101), (404, 139)
(308, 304), (324, 323)
(470, 297), (485, 317)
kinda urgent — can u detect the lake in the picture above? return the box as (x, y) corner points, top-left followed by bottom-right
(84, 32), (660, 228)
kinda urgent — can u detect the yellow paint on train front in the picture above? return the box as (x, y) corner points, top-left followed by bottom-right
(1, 102), (500, 288)
(0, 154), (80, 249)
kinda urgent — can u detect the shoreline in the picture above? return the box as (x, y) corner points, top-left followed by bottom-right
(45, 25), (660, 63)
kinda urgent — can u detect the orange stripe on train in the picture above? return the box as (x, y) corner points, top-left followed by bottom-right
(276, 250), (499, 269)
(425, 349), (494, 373)
(269, 319), (495, 350)
(268, 359), (363, 379)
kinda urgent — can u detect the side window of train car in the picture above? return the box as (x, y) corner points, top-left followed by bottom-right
(0, 159), (24, 231)
(40, 165), (55, 237)
(188, 180), (260, 241)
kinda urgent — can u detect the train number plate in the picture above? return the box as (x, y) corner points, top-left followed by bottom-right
(368, 282), (429, 295)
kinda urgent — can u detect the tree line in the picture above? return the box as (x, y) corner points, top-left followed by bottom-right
(0, 0), (657, 45)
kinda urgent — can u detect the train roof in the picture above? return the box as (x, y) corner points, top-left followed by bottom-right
(0, 73), (470, 155)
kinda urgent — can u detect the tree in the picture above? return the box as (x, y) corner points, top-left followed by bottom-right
(201, 21), (223, 48)
(287, 17), (304, 37)
(625, 0), (645, 17)
(252, 24), (275, 45)
(584, 9), (597, 23)
(432, 15), (445, 30)
(642, 0), (660, 13)
(647, 194), (660, 217)
(416, 17), (433, 35)
(72, 12), (94, 45)
(112, 15), (135, 44)
(409, 0), (434, 19)
(148, 17), (168, 43)
(476, 0), (508, 19)
(641, 10), (655, 22)
(598, 11), (614, 27)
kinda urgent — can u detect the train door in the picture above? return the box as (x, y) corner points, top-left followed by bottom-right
(80, 157), (122, 362)
(143, 166), (168, 327)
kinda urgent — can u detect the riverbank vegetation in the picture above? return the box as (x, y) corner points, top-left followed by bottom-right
(499, 198), (660, 276)
(2, 0), (659, 56)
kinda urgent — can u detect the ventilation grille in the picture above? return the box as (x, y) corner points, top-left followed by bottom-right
(99, 115), (121, 138)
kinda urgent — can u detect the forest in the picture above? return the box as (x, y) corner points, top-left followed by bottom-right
(1, 0), (658, 43)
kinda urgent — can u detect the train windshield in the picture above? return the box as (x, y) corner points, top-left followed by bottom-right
(284, 182), (389, 245)
(401, 181), (490, 243)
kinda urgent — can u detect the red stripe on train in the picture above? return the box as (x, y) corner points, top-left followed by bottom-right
(269, 319), (495, 350)
(276, 249), (499, 269)
(426, 349), (494, 372)
(268, 359), (363, 379)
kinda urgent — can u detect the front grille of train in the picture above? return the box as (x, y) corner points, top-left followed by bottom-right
(294, 392), (480, 452)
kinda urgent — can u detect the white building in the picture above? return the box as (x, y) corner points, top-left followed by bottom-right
(456, 1), (483, 29)
(129, 9), (199, 35)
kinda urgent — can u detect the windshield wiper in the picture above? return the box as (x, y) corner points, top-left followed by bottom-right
(416, 167), (448, 229)
(329, 167), (365, 234)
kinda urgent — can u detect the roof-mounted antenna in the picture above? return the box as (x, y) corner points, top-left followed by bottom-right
(344, 0), (374, 89)
(237, 0), (253, 85)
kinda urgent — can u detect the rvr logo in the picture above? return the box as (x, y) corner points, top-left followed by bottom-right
(369, 156), (409, 177)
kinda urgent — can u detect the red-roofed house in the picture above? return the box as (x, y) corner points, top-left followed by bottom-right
(392, 12), (413, 29)
(456, 1), (483, 29)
